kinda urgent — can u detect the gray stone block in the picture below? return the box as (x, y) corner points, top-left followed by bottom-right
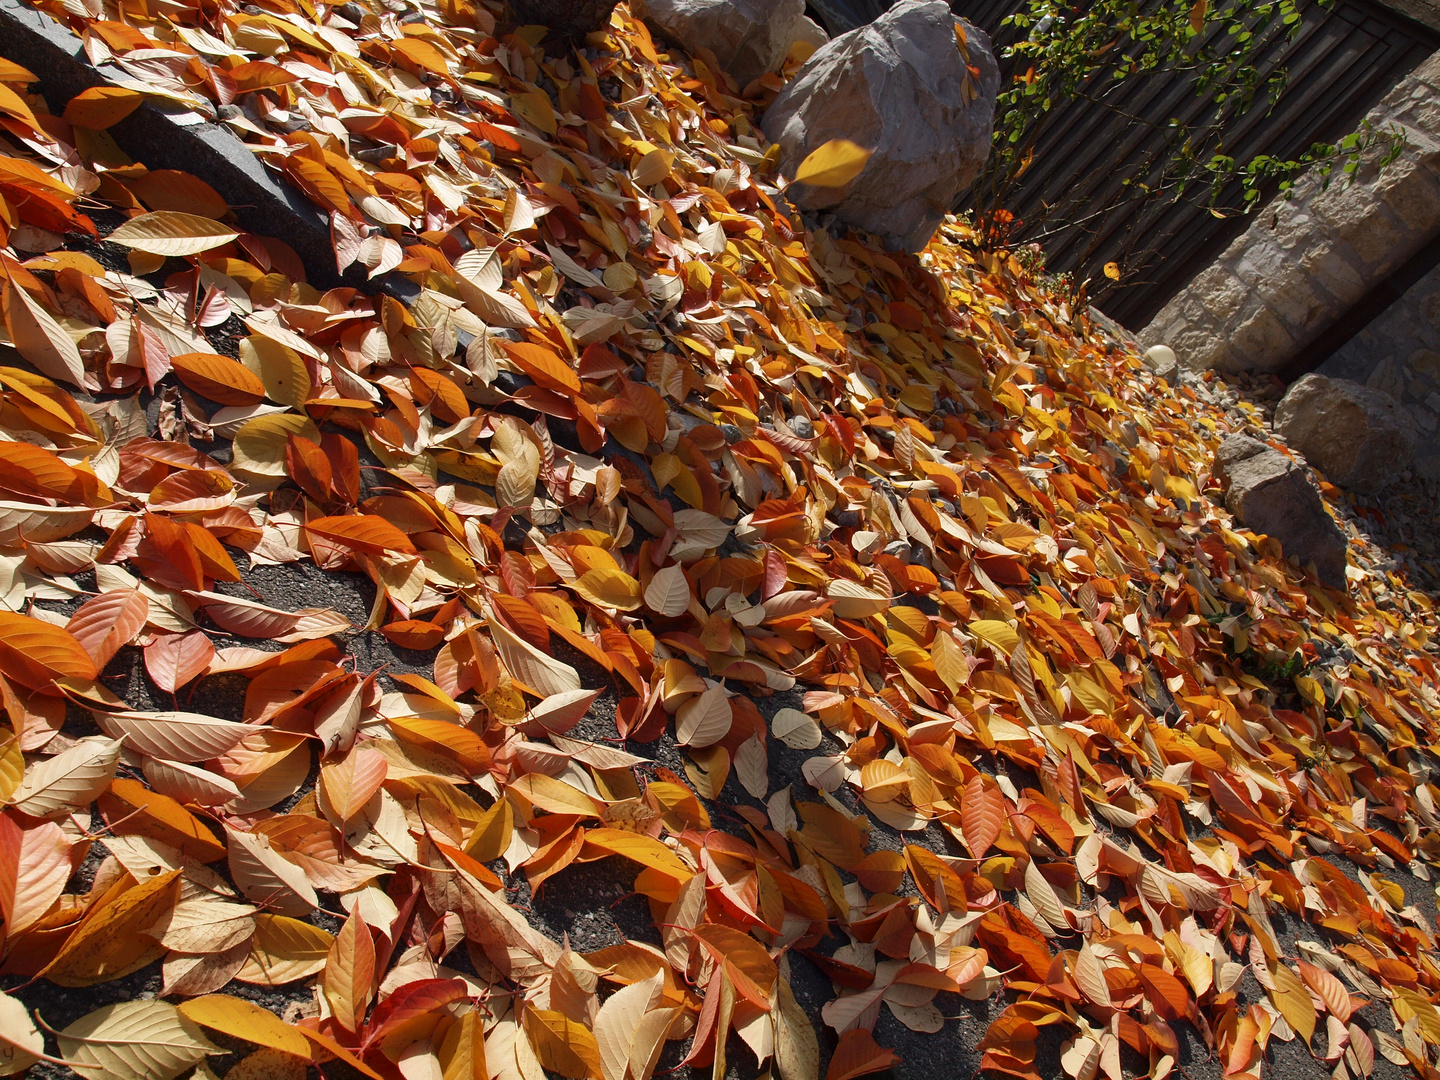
(761, 0), (999, 252)
(1214, 435), (1348, 589)
(632, 0), (808, 87)
(1228, 306), (1294, 371)
(0, 0), (415, 300)
(1275, 373), (1417, 494)
(1140, 50), (1440, 378)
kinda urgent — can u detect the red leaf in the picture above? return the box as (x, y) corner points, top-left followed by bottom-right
(359, 978), (468, 1052)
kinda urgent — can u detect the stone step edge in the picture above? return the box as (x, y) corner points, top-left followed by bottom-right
(0, 0), (417, 299)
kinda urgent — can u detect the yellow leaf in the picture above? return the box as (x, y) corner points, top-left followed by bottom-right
(572, 567), (642, 611)
(511, 90), (557, 135)
(177, 996), (314, 1059)
(1, 277), (87, 388)
(59, 1001), (219, 1080)
(438, 1008), (488, 1080)
(524, 1009), (602, 1080)
(106, 211), (239, 257)
(231, 413), (322, 479)
(1294, 675), (1326, 708)
(631, 147), (674, 188)
(0, 726), (22, 803)
(465, 796), (514, 862)
(240, 334), (311, 408)
(0, 988), (44, 1074)
(236, 913), (334, 985)
(42, 870), (181, 986)
(509, 773), (600, 818)
(794, 139), (873, 188)
(968, 619), (1020, 657)
(1269, 962), (1316, 1044)
(582, 827), (694, 881)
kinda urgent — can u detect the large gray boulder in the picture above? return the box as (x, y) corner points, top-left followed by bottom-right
(631, 0), (808, 88)
(1214, 435), (1348, 589)
(761, 0), (999, 252)
(1274, 373), (1416, 495)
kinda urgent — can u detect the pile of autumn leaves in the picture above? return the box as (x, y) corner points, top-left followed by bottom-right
(1, 2), (1440, 1080)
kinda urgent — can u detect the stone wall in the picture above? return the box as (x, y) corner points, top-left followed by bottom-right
(1316, 260), (1440, 478)
(1139, 51), (1440, 375)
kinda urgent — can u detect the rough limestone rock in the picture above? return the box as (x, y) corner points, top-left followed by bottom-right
(761, 0), (1000, 252)
(795, 14), (830, 51)
(631, 0), (807, 88)
(1274, 373), (1416, 495)
(509, 0), (619, 36)
(1215, 435), (1348, 589)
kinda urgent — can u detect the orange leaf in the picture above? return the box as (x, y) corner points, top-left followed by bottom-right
(826, 1029), (901, 1080)
(170, 352), (266, 405)
(0, 815), (70, 934)
(63, 86), (144, 129)
(1298, 960), (1351, 1022)
(323, 909), (376, 1033)
(98, 777), (228, 863)
(387, 715), (489, 773)
(148, 469), (235, 513)
(122, 170), (229, 219)
(319, 745), (388, 821)
(960, 774), (1004, 859)
(904, 844), (967, 912)
(498, 340), (581, 395)
(283, 156), (354, 218)
(306, 514), (418, 556)
(181, 520), (242, 582)
(1136, 962), (1191, 1021)
(692, 924), (776, 1011)
(391, 37), (451, 77)
(0, 439), (88, 503)
(295, 1026), (386, 1080)
(141, 512), (204, 591)
(0, 612), (97, 690)
(378, 620), (447, 650)
(285, 434), (334, 504)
